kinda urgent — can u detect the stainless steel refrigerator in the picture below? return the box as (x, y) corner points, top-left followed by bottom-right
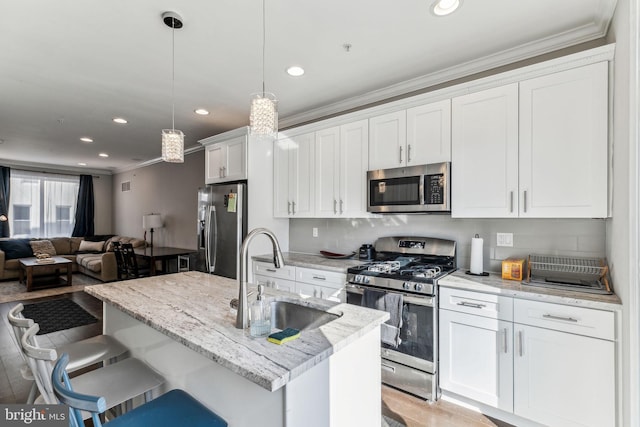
(196, 182), (247, 279)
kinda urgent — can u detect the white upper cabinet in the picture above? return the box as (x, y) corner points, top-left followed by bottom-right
(406, 99), (451, 165)
(204, 134), (247, 184)
(368, 110), (406, 170)
(274, 132), (315, 218)
(369, 100), (451, 171)
(518, 61), (608, 218)
(452, 84), (519, 217)
(315, 120), (369, 217)
(452, 62), (609, 218)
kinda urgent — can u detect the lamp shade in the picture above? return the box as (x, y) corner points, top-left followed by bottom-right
(143, 214), (163, 230)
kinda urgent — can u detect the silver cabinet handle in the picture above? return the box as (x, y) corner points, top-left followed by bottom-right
(339, 199), (343, 214)
(222, 166), (226, 177)
(381, 363), (396, 373)
(503, 328), (508, 354)
(457, 301), (486, 309)
(292, 201), (296, 215)
(312, 275), (326, 281)
(219, 167), (223, 178)
(399, 146), (403, 164)
(543, 314), (578, 322)
(518, 330), (524, 357)
(510, 191), (514, 213)
(287, 201), (292, 215)
(265, 268), (277, 273)
(334, 199), (337, 215)
(523, 190), (528, 212)
(407, 144), (412, 163)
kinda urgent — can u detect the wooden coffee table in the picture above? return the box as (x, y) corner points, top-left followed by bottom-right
(19, 257), (73, 292)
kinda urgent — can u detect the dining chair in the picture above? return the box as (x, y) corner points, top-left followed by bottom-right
(52, 353), (228, 427)
(22, 324), (165, 415)
(8, 303), (129, 403)
(117, 243), (150, 279)
(112, 241), (128, 281)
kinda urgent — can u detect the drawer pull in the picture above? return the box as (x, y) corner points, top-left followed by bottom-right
(265, 268), (277, 273)
(312, 275), (326, 281)
(543, 314), (578, 323)
(457, 301), (486, 309)
(381, 363), (396, 373)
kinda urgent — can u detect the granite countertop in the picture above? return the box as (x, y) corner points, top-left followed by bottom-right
(253, 252), (363, 273)
(85, 271), (388, 392)
(439, 270), (622, 311)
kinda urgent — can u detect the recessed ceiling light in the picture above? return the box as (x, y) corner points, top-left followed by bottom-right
(112, 117), (128, 124)
(194, 109), (210, 115)
(431, 0), (461, 16)
(99, 153), (109, 158)
(78, 162), (87, 166)
(80, 137), (94, 143)
(286, 66), (305, 77)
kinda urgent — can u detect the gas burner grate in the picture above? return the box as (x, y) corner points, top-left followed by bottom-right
(367, 261), (401, 273)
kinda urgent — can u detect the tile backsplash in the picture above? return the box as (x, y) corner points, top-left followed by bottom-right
(289, 216), (606, 273)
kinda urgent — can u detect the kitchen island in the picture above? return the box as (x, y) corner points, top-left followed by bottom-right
(85, 271), (388, 426)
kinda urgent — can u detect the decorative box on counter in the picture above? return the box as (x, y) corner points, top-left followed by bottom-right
(502, 258), (526, 280)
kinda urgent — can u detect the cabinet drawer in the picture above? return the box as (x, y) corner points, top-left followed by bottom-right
(253, 261), (296, 281)
(513, 299), (614, 341)
(296, 267), (346, 288)
(439, 287), (513, 321)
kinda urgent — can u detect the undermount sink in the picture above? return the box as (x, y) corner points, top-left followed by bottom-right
(270, 300), (340, 331)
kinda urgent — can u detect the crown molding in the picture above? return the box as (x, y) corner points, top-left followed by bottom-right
(0, 159), (113, 176)
(112, 144), (204, 174)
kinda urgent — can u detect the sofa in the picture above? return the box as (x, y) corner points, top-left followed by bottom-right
(0, 235), (146, 283)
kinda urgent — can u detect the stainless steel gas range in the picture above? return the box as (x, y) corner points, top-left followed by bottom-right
(345, 236), (456, 401)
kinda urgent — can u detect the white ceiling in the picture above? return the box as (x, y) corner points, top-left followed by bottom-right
(0, 0), (617, 174)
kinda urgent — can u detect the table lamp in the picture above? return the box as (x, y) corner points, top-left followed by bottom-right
(143, 213), (163, 247)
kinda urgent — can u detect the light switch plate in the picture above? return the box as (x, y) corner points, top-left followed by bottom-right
(312, 227), (318, 238)
(497, 233), (513, 247)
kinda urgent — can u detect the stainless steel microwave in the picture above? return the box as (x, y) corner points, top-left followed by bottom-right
(367, 162), (451, 213)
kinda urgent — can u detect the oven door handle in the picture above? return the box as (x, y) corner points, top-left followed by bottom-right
(346, 284), (434, 307)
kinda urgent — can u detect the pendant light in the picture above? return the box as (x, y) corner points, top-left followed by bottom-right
(249, 0), (278, 139)
(161, 11), (185, 163)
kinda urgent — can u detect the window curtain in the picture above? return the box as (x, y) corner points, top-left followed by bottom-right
(0, 166), (9, 237)
(71, 174), (94, 237)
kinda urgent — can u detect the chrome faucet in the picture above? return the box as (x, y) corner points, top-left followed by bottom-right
(236, 228), (285, 329)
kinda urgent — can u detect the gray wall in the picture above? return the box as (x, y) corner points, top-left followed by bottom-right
(93, 174), (113, 234)
(289, 217), (606, 273)
(112, 150), (204, 249)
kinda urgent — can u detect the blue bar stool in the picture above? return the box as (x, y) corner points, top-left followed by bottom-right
(52, 353), (227, 427)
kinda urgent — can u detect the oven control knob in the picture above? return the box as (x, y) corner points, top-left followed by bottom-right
(363, 276), (370, 284)
(402, 282), (411, 290)
(354, 275), (362, 283)
(414, 283), (423, 292)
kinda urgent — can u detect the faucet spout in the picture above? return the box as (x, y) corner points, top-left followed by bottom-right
(236, 228), (285, 329)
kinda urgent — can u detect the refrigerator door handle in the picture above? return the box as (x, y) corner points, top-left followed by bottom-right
(205, 205), (217, 273)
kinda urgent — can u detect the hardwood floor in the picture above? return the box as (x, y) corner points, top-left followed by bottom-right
(1, 286), (512, 427)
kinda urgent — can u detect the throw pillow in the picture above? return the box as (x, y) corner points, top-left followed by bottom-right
(29, 240), (57, 257)
(0, 239), (34, 260)
(78, 240), (105, 252)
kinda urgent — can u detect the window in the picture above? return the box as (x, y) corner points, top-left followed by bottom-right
(8, 171), (79, 238)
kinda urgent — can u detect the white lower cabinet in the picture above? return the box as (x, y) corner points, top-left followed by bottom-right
(439, 287), (617, 427)
(253, 262), (346, 303)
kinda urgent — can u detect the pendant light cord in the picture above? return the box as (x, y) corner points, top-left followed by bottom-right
(261, 0), (266, 96)
(171, 20), (176, 131)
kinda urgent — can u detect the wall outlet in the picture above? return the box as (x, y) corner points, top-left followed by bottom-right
(497, 233), (513, 247)
(312, 227), (318, 238)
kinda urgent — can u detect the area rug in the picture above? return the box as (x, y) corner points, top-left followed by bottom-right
(0, 274), (101, 304)
(21, 298), (98, 335)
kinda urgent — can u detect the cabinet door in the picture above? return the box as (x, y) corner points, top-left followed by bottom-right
(519, 62), (608, 218)
(205, 144), (226, 184)
(439, 309), (513, 412)
(369, 111), (406, 170)
(223, 136), (247, 181)
(406, 99), (451, 165)
(513, 324), (615, 427)
(273, 138), (292, 217)
(315, 127), (341, 217)
(451, 84), (519, 217)
(289, 132), (315, 217)
(339, 120), (369, 217)
(255, 274), (296, 294)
